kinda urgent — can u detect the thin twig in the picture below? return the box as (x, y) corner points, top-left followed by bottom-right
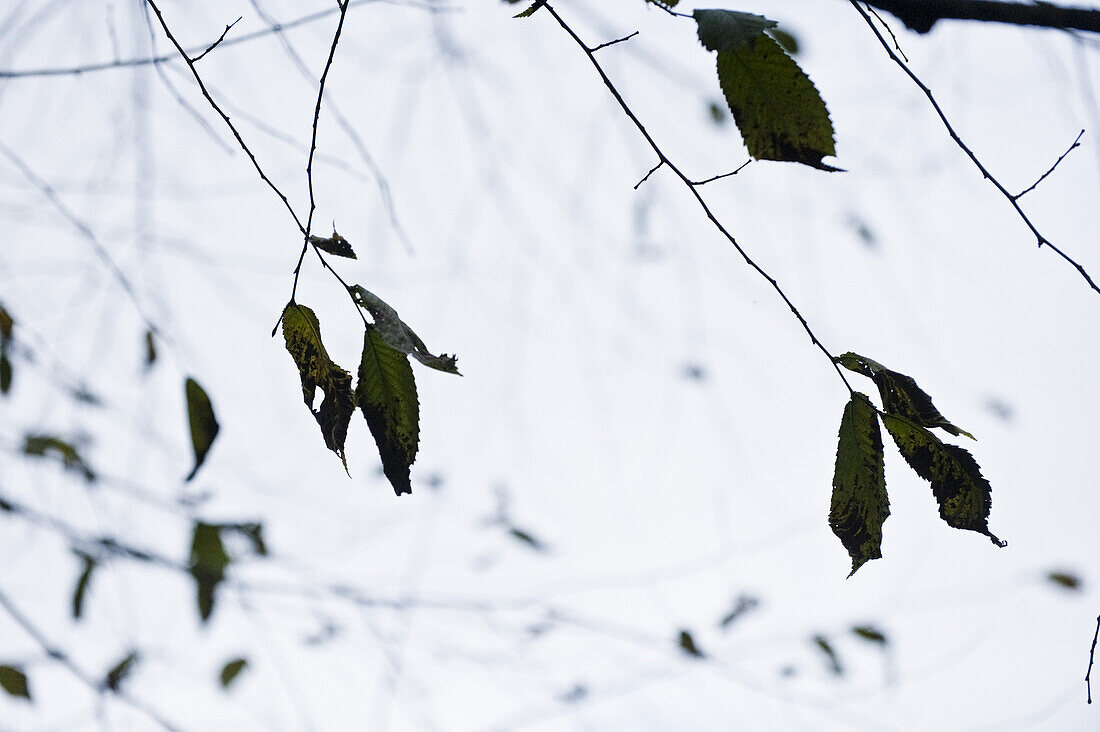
(0, 0), (442, 79)
(1014, 128), (1085, 200)
(691, 159), (752, 186)
(191, 16), (241, 63)
(864, 2), (909, 62)
(543, 3), (855, 394)
(634, 160), (664, 189)
(143, 0), (306, 235)
(591, 31), (639, 53)
(1088, 613), (1100, 703)
(0, 142), (168, 344)
(0, 587), (183, 732)
(849, 0), (1099, 297)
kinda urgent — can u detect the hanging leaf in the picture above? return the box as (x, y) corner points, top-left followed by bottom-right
(281, 303), (356, 470)
(189, 522), (231, 623)
(508, 527), (547, 552)
(350, 286), (460, 375)
(308, 229), (356, 259)
(0, 352), (10, 395)
(1047, 571), (1082, 591)
(693, 9), (776, 53)
(880, 413), (1005, 546)
(830, 393), (889, 577)
(718, 594), (759, 629)
(678, 629), (705, 658)
(143, 329), (157, 370)
(219, 658), (248, 689)
(812, 635), (844, 676)
(835, 352), (974, 439)
(646, 0), (680, 7)
(22, 434), (96, 482)
(103, 651), (140, 692)
(184, 377), (220, 482)
(72, 552), (97, 620)
(0, 665), (30, 700)
(356, 324), (419, 495)
(513, 0), (545, 18)
(851, 625), (888, 644)
(700, 16), (839, 171)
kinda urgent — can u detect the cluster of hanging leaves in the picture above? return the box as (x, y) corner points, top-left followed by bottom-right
(279, 286), (459, 496)
(830, 352), (1005, 576)
(509, 3), (838, 170)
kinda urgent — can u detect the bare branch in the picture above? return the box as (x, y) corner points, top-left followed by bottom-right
(1088, 613), (1100, 703)
(191, 16), (241, 63)
(862, 0), (1100, 34)
(591, 31), (639, 53)
(850, 0), (1100, 296)
(1014, 129), (1085, 200)
(542, 3), (855, 395)
(691, 159), (752, 186)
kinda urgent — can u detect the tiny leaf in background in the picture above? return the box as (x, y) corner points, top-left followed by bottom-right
(185, 377), (220, 482)
(189, 522), (231, 622)
(144, 329), (157, 370)
(851, 625), (888, 645)
(1047, 571), (1082, 591)
(103, 651), (140, 692)
(812, 635), (844, 676)
(72, 552), (97, 620)
(830, 393), (889, 576)
(0, 665), (30, 700)
(356, 324), (420, 495)
(220, 658), (248, 689)
(678, 630), (705, 658)
(22, 435), (96, 482)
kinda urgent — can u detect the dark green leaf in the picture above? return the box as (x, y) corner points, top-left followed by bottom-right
(835, 353), (974, 439)
(22, 434), (96, 482)
(645, 0), (680, 7)
(693, 9), (776, 53)
(185, 377), (220, 482)
(219, 658), (248, 688)
(513, 0), (545, 18)
(103, 651), (140, 692)
(714, 35), (839, 170)
(356, 324), (419, 495)
(144, 330), (157, 370)
(1047, 571), (1081, 590)
(308, 229), (356, 259)
(880, 413), (1005, 546)
(351, 287), (460, 375)
(508, 527), (546, 552)
(0, 665), (30, 700)
(851, 625), (888, 644)
(281, 303), (356, 471)
(767, 28), (799, 55)
(678, 629), (705, 658)
(812, 635), (844, 676)
(707, 101), (726, 126)
(189, 522), (231, 622)
(72, 552), (97, 620)
(0, 302), (12, 344)
(0, 352), (10, 395)
(830, 393), (889, 577)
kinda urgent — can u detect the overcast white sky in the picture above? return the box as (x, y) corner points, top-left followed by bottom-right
(1, 0), (1099, 730)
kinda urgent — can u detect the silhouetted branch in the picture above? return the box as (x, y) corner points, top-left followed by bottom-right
(542, 3), (855, 395)
(863, 0), (1100, 34)
(191, 17), (241, 63)
(691, 159), (752, 186)
(0, 588), (183, 732)
(1014, 129), (1085, 200)
(1088, 613), (1100, 703)
(590, 31), (639, 53)
(851, 0), (1100, 296)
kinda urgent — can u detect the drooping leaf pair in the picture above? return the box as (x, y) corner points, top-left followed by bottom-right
(830, 352), (1004, 576)
(280, 289), (459, 495)
(693, 9), (839, 171)
(188, 521), (267, 622)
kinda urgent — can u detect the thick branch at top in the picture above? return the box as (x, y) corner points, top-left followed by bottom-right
(864, 0), (1100, 34)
